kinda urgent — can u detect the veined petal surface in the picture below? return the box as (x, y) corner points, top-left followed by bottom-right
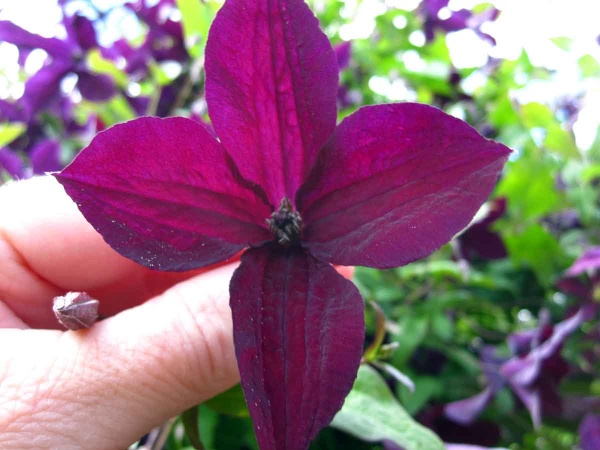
(230, 245), (365, 450)
(298, 103), (511, 268)
(56, 117), (272, 271)
(205, 0), (338, 206)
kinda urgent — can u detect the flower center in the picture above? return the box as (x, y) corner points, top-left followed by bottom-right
(267, 198), (302, 247)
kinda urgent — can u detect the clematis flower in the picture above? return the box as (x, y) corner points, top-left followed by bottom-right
(457, 198), (507, 261)
(0, 13), (115, 120)
(55, 0), (510, 449)
(420, 0), (499, 44)
(557, 246), (600, 305)
(122, 0), (188, 74)
(445, 306), (596, 428)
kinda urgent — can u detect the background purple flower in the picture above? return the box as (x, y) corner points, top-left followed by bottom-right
(0, 14), (115, 120)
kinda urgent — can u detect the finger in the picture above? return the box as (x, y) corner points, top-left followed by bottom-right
(0, 300), (27, 329)
(0, 263), (239, 450)
(0, 176), (232, 327)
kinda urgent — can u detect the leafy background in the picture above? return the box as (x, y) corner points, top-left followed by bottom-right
(0, 0), (598, 449)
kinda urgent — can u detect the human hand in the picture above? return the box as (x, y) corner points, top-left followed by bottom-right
(0, 176), (241, 449)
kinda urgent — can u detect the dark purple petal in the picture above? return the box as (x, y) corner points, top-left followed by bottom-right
(64, 14), (98, 51)
(335, 41), (352, 71)
(205, 0), (338, 206)
(56, 117), (272, 271)
(579, 414), (600, 450)
(0, 99), (25, 122)
(458, 227), (506, 261)
(444, 387), (497, 425)
(30, 139), (62, 174)
(479, 198), (506, 225)
(0, 148), (25, 179)
(298, 103), (511, 268)
(21, 62), (71, 118)
(76, 70), (116, 102)
(230, 244), (365, 450)
(421, 405), (502, 447)
(501, 306), (593, 385)
(0, 20), (74, 59)
(501, 306), (595, 426)
(566, 247), (600, 276)
(557, 278), (592, 302)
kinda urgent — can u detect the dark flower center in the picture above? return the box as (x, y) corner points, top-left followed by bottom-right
(267, 198), (302, 247)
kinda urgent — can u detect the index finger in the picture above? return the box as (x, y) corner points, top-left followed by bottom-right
(0, 176), (226, 328)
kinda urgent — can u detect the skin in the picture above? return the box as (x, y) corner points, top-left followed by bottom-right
(0, 176), (352, 450)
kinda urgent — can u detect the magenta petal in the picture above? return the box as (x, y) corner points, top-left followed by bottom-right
(230, 245), (365, 450)
(205, 0), (338, 206)
(298, 103), (511, 268)
(56, 117), (272, 271)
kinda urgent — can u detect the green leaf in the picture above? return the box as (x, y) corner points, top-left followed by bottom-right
(497, 155), (561, 221)
(398, 376), (441, 416)
(392, 316), (428, 366)
(505, 223), (565, 283)
(550, 37), (573, 51)
(203, 383), (249, 418)
(431, 313), (453, 341)
(0, 122), (26, 147)
(86, 49), (128, 87)
(579, 54), (600, 77)
(182, 406), (205, 450)
(331, 365), (444, 450)
(176, 0), (214, 58)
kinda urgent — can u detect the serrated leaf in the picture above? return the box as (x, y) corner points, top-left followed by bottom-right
(331, 365), (444, 450)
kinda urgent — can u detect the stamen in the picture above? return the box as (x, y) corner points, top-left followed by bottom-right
(266, 198), (303, 247)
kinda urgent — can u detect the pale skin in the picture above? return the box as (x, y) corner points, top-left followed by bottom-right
(0, 176), (353, 449)
(0, 175), (238, 450)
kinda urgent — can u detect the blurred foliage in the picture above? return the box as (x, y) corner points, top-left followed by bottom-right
(1, 0), (599, 449)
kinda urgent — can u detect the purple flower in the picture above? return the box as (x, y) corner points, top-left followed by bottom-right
(420, 0), (499, 44)
(445, 306), (596, 427)
(123, 0), (187, 73)
(457, 198), (507, 261)
(0, 147), (25, 179)
(419, 405), (501, 447)
(558, 246), (600, 304)
(0, 14), (115, 119)
(55, 0), (510, 448)
(567, 247), (600, 278)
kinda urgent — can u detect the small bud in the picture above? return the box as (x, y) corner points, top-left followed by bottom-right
(53, 292), (100, 330)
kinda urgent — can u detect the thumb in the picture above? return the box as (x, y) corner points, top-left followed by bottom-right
(0, 263), (239, 450)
